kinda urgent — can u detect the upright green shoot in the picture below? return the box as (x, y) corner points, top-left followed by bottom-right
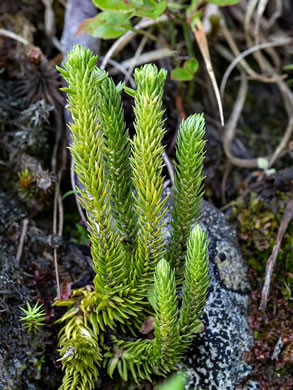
(56, 45), (210, 390)
(168, 114), (206, 284)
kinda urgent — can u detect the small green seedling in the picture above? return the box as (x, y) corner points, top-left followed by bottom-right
(171, 57), (199, 81)
(19, 301), (46, 333)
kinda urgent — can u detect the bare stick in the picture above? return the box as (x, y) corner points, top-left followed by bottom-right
(109, 48), (176, 76)
(266, 0), (282, 30)
(0, 28), (29, 45)
(16, 218), (29, 264)
(254, 0), (269, 72)
(192, 21), (224, 126)
(244, 0), (258, 49)
(124, 35), (148, 83)
(220, 18), (283, 84)
(221, 163), (232, 205)
(106, 58), (136, 88)
(53, 173), (61, 300)
(223, 74), (261, 168)
(221, 49), (293, 169)
(259, 198), (293, 311)
(269, 118), (293, 168)
(220, 38), (289, 96)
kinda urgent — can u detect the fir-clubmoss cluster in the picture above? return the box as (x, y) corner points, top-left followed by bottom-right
(19, 301), (45, 333)
(56, 44), (209, 390)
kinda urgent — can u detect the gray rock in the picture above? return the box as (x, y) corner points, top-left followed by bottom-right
(174, 201), (253, 390)
(61, 0), (100, 57)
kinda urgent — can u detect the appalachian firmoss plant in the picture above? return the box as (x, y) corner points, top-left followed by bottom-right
(19, 302), (46, 333)
(56, 45), (209, 390)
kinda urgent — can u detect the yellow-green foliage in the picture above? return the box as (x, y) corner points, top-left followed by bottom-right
(56, 45), (210, 389)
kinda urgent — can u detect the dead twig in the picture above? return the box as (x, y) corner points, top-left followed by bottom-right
(51, 110), (66, 300)
(175, 86), (187, 121)
(51, 109), (64, 174)
(222, 70), (292, 169)
(109, 48), (176, 76)
(220, 38), (289, 96)
(244, 0), (258, 49)
(124, 35), (148, 84)
(259, 198), (293, 311)
(254, 0), (269, 72)
(223, 73), (261, 168)
(221, 163), (232, 205)
(266, 0), (282, 30)
(42, 0), (62, 51)
(244, 0), (285, 73)
(53, 172), (62, 300)
(105, 58), (136, 88)
(220, 18), (283, 84)
(192, 21), (224, 126)
(0, 28), (29, 45)
(269, 118), (293, 168)
(219, 12), (293, 169)
(16, 218), (29, 265)
(58, 192), (64, 237)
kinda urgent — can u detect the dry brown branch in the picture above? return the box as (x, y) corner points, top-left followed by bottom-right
(42, 0), (62, 51)
(223, 74), (261, 168)
(0, 28), (29, 45)
(259, 198), (293, 311)
(192, 21), (224, 126)
(244, 0), (285, 73)
(244, 0), (258, 49)
(104, 58), (136, 88)
(176, 86), (187, 121)
(266, 0), (282, 30)
(124, 36), (148, 83)
(51, 110), (64, 174)
(220, 39), (289, 96)
(219, 9), (293, 169)
(53, 173), (62, 300)
(16, 218), (29, 264)
(269, 118), (293, 168)
(254, 0), (269, 71)
(51, 112), (66, 300)
(221, 163), (232, 205)
(223, 68), (293, 169)
(220, 18), (283, 84)
(57, 144), (67, 237)
(262, 57), (293, 166)
(109, 48), (176, 76)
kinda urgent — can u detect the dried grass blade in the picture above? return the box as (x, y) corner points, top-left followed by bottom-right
(192, 21), (224, 126)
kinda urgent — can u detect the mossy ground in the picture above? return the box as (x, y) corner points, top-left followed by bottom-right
(229, 192), (293, 389)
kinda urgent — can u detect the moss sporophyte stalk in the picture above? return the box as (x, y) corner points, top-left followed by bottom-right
(55, 45), (210, 390)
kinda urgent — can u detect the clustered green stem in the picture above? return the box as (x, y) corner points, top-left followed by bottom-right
(56, 45), (210, 390)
